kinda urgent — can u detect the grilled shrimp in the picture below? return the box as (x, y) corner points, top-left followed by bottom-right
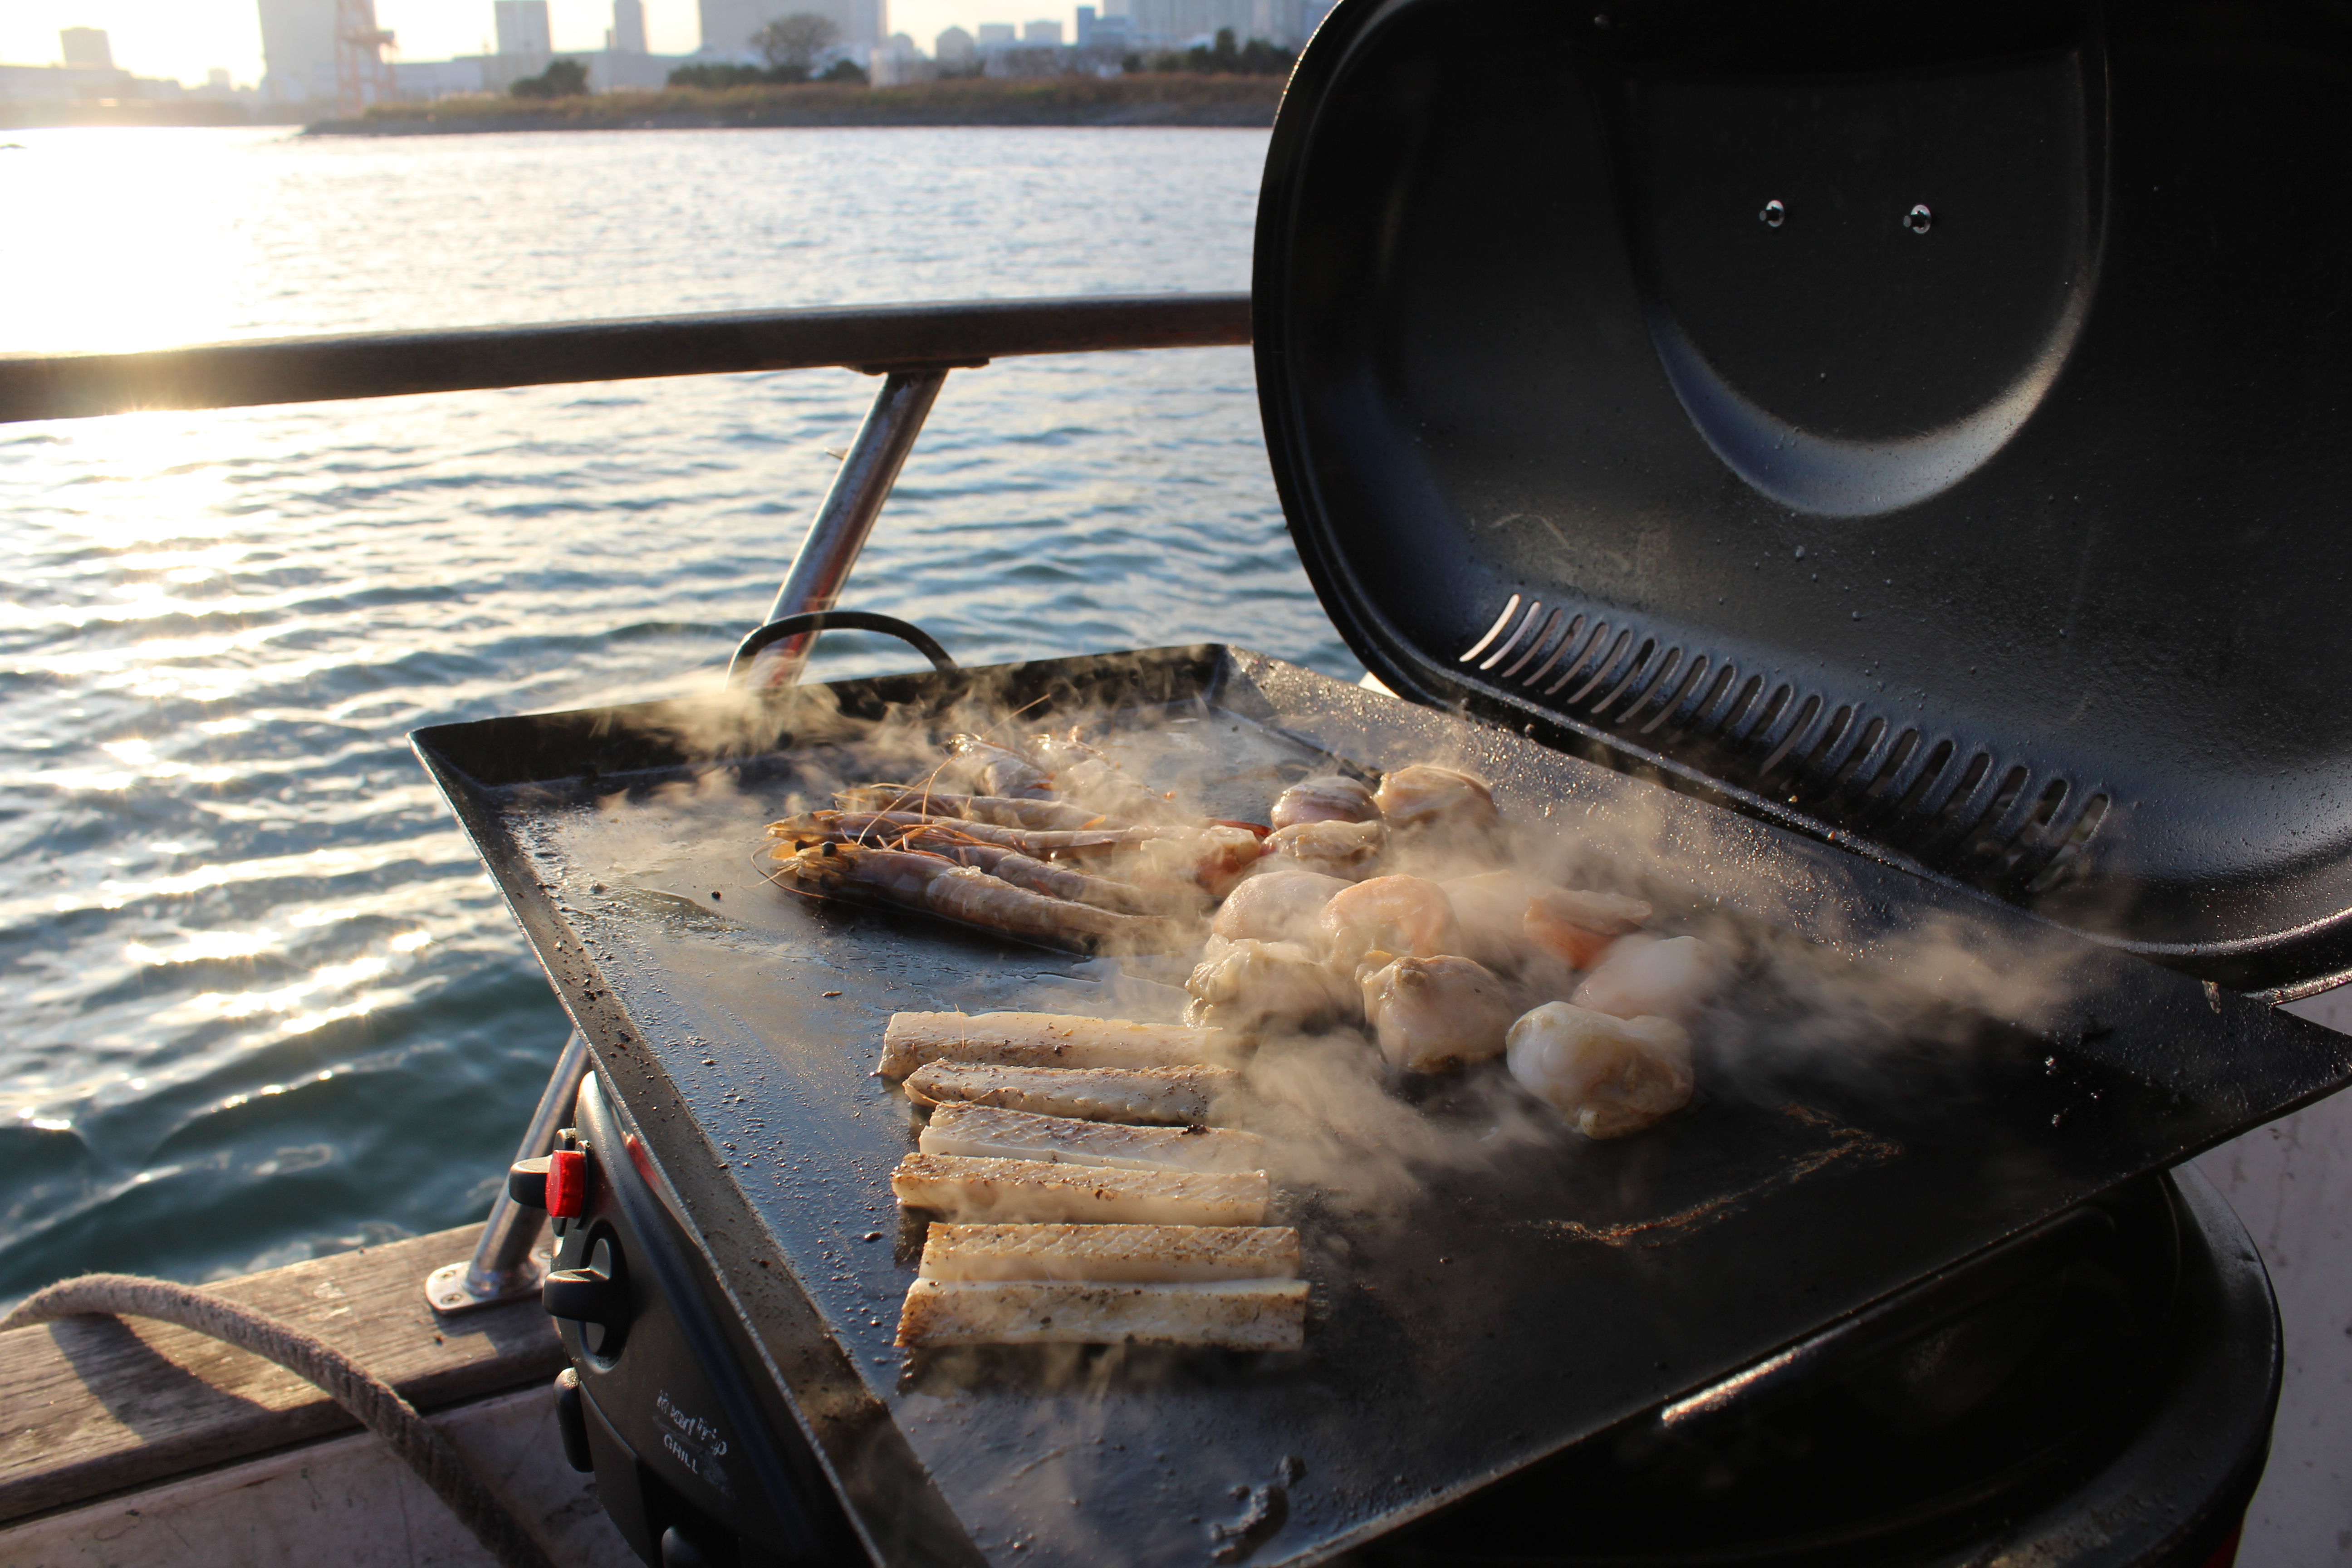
(1524, 887), (1653, 970)
(1019, 729), (1196, 824)
(897, 826), (1196, 918)
(1271, 774), (1378, 829)
(1358, 954), (1520, 1073)
(773, 810), (1163, 858)
(942, 734), (1054, 799)
(1318, 874), (1465, 968)
(1023, 728), (1110, 773)
(1099, 824), (1265, 899)
(769, 840), (1172, 953)
(1505, 1001), (1693, 1138)
(1443, 871), (1536, 970)
(838, 785), (1114, 831)
(1052, 756), (1196, 825)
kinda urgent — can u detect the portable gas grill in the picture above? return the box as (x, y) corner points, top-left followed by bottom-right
(408, 5), (2352, 1564)
(6, 0), (2333, 1562)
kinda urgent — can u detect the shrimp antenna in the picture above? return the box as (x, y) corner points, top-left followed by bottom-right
(979, 694), (1052, 747)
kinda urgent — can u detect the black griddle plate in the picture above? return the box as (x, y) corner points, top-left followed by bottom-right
(411, 646), (2352, 1568)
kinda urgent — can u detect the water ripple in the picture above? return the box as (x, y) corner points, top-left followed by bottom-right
(0, 124), (1357, 1302)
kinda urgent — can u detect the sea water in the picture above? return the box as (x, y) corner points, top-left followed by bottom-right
(0, 124), (1345, 1298)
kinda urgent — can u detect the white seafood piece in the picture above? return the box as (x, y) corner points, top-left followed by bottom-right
(902, 1061), (1240, 1125)
(1505, 1001), (1694, 1139)
(1570, 934), (1724, 1022)
(1373, 765), (1499, 837)
(1319, 874), (1465, 968)
(1358, 954), (1520, 1073)
(1212, 869), (1350, 946)
(889, 1152), (1269, 1225)
(896, 1278), (1307, 1350)
(919, 1102), (1271, 1174)
(877, 1011), (1236, 1080)
(1185, 938), (1358, 1034)
(1523, 887), (1654, 970)
(916, 1222), (1300, 1283)
(1264, 818), (1387, 881)
(1270, 774), (1379, 829)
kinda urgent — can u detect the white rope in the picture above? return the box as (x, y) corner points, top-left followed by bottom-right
(2, 1273), (557, 1568)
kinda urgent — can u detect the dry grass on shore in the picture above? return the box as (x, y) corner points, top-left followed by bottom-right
(309, 74), (1285, 135)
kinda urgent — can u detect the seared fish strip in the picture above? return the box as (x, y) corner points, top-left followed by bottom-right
(889, 1153), (1269, 1225)
(918, 1102), (1269, 1174)
(896, 1278), (1307, 1350)
(916, 1222), (1299, 1283)
(878, 1010), (1236, 1079)
(902, 1061), (1239, 1125)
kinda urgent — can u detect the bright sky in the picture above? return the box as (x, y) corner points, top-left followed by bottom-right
(2, 0), (1077, 87)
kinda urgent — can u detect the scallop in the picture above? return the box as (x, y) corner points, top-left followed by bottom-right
(1212, 869), (1350, 946)
(1373, 765), (1499, 838)
(1360, 954), (1520, 1073)
(1506, 1001), (1694, 1138)
(1570, 935), (1724, 1023)
(1271, 774), (1379, 830)
(1265, 818), (1387, 881)
(1186, 937), (1357, 1034)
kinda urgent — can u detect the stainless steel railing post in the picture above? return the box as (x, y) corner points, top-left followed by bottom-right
(426, 1029), (592, 1311)
(425, 366), (950, 1313)
(752, 367), (951, 688)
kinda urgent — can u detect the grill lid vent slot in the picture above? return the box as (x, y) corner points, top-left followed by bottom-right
(1452, 596), (2112, 902)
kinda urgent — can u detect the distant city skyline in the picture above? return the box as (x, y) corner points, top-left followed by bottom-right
(0, 0), (1153, 89)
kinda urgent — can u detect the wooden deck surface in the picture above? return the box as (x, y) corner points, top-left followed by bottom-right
(0, 1225), (564, 1524)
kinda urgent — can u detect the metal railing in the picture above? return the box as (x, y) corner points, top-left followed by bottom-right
(2, 293), (1255, 1309)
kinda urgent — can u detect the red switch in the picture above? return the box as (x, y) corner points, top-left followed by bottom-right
(544, 1148), (588, 1219)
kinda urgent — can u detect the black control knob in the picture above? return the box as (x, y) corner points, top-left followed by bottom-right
(507, 1156), (551, 1208)
(551, 1367), (594, 1474)
(543, 1233), (629, 1356)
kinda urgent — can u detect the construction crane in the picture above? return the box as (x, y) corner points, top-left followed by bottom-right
(334, 0), (397, 116)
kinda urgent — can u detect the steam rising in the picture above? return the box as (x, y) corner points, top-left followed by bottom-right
(555, 671), (2099, 1227)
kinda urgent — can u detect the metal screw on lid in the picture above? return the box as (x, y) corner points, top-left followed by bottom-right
(1905, 203), (1934, 234)
(1761, 199), (1786, 229)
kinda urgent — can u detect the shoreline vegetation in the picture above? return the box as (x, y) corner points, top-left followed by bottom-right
(304, 74), (1285, 136)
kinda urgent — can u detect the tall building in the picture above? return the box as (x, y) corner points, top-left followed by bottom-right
(698, 0), (884, 55)
(612, 0), (649, 52)
(975, 22), (1016, 46)
(1129, 0), (1299, 45)
(59, 28), (113, 69)
(934, 24), (975, 63)
(257, 0), (337, 100)
(495, 0), (553, 56)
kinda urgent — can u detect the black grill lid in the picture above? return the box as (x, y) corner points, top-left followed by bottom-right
(1253, 0), (2352, 995)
